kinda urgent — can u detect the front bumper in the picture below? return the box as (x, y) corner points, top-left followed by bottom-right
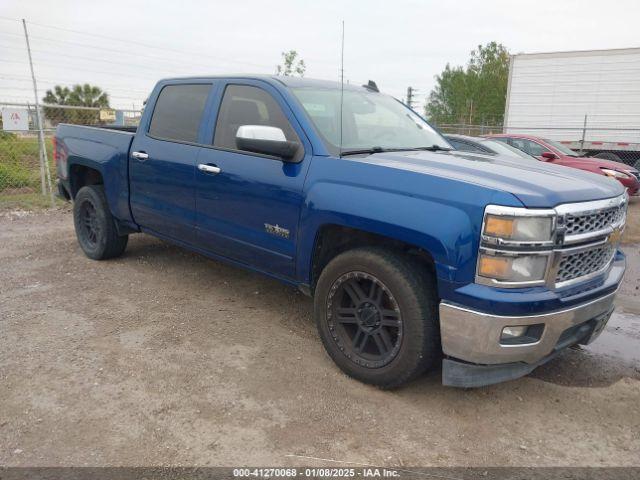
(439, 257), (624, 387)
(440, 289), (616, 365)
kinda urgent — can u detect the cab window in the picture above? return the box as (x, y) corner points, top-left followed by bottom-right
(213, 85), (300, 151)
(148, 84), (211, 143)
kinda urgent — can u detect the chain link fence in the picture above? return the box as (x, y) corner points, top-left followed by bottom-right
(0, 102), (141, 205)
(3, 101), (640, 208)
(434, 115), (640, 167)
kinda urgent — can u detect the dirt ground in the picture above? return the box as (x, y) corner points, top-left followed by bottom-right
(1, 208), (639, 468)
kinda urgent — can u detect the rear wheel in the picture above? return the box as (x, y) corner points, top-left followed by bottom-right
(314, 247), (440, 388)
(73, 185), (128, 260)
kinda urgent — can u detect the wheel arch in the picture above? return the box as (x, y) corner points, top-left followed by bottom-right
(69, 162), (104, 199)
(305, 223), (441, 295)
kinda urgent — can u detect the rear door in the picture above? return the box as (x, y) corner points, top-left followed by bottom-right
(129, 82), (212, 242)
(194, 81), (312, 279)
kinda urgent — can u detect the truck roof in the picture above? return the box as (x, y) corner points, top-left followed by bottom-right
(158, 75), (370, 91)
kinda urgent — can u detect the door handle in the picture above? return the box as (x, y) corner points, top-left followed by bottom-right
(198, 164), (221, 174)
(132, 151), (149, 161)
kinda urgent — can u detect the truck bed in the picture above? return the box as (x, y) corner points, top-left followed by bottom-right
(56, 123), (135, 224)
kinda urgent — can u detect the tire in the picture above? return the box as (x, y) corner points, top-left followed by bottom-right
(73, 185), (128, 260)
(594, 152), (622, 162)
(314, 247), (440, 389)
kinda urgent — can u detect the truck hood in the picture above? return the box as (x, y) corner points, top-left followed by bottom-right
(357, 150), (624, 208)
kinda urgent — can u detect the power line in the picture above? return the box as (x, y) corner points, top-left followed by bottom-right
(2, 45), (191, 76)
(0, 16), (276, 70)
(0, 76), (151, 95)
(0, 84), (143, 102)
(0, 58), (163, 82)
(0, 79), (150, 96)
(22, 19), (275, 70)
(0, 32), (264, 74)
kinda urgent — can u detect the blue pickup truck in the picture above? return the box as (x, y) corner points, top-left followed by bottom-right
(54, 75), (627, 388)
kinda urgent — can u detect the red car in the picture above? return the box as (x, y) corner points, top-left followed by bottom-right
(487, 134), (640, 195)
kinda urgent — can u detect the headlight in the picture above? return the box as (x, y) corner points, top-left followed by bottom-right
(601, 168), (630, 179)
(478, 252), (548, 283)
(478, 205), (556, 286)
(483, 209), (554, 243)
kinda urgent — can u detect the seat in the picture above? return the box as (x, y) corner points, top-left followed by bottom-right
(220, 99), (264, 149)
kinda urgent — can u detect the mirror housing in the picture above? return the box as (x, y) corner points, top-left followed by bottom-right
(541, 151), (557, 160)
(235, 125), (300, 162)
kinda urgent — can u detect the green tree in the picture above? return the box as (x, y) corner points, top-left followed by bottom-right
(43, 84), (110, 125)
(276, 50), (306, 77)
(425, 42), (510, 126)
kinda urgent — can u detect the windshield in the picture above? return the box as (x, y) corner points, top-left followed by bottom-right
(543, 138), (579, 157)
(291, 87), (451, 155)
(480, 139), (537, 160)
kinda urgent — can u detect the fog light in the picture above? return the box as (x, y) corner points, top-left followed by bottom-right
(501, 325), (528, 339)
(500, 323), (545, 345)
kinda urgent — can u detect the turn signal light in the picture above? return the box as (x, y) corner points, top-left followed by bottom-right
(478, 256), (510, 278)
(484, 216), (514, 237)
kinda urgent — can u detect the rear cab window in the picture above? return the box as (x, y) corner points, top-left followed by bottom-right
(148, 84), (211, 143)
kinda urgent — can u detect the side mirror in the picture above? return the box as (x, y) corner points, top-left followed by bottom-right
(235, 125), (300, 162)
(541, 151), (557, 160)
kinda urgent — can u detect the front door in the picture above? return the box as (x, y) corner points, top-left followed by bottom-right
(195, 82), (311, 279)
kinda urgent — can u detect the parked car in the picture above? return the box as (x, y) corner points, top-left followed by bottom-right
(487, 134), (640, 195)
(504, 48), (640, 164)
(55, 75), (626, 388)
(444, 134), (537, 160)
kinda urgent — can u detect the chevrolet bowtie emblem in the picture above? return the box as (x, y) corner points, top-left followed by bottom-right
(608, 226), (623, 245)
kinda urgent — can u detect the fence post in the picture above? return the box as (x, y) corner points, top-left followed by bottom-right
(27, 102), (46, 195)
(579, 114), (587, 156)
(22, 19), (54, 206)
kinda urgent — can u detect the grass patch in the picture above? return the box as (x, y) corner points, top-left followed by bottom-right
(0, 192), (66, 211)
(0, 134), (54, 192)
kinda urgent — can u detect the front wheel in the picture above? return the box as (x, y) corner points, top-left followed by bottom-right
(73, 185), (128, 260)
(314, 247), (440, 388)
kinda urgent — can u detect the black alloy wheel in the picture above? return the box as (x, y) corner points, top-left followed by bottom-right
(327, 271), (403, 368)
(78, 199), (101, 248)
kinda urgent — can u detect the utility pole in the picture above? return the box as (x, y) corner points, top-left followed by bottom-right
(406, 86), (415, 109)
(23, 18), (54, 206)
(339, 20), (344, 156)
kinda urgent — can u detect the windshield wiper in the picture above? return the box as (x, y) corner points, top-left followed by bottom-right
(409, 144), (452, 152)
(341, 147), (394, 156)
(341, 145), (451, 157)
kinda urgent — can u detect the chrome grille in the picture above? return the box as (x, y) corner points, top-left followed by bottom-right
(564, 204), (625, 237)
(556, 244), (615, 285)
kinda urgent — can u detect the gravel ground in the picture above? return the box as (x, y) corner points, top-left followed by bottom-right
(1, 208), (639, 467)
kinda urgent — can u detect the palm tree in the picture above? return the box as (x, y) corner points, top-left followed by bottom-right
(43, 84), (110, 125)
(68, 84), (109, 108)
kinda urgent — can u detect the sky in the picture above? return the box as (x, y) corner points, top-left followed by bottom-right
(1, 0), (639, 110)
